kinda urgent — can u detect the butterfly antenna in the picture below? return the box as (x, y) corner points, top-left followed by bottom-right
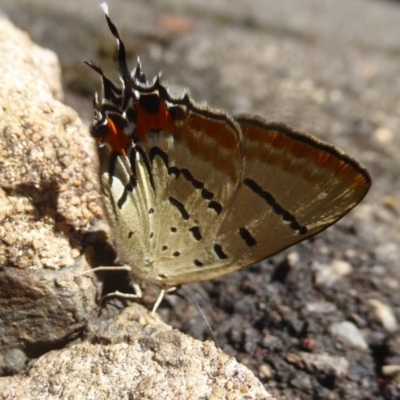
(178, 286), (219, 346)
(100, 3), (133, 88)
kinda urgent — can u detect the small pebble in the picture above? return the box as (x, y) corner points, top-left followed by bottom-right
(368, 299), (398, 332)
(330, 321), (368, 351)
(71, 248), (81, 259)
(258, 364), (273, 380)
(372, 127), (393, 145)
(313, 260), (352, 287)
(261, 334), (282, 350)
(382, 365), (400, 376)
(299, 351), (349, 378)
(305, 301), (336, 314)
(287, 251), (300, 267)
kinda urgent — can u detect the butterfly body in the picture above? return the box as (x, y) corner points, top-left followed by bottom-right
(88, 5), (371, 291)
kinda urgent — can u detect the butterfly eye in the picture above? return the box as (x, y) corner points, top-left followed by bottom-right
(90, 121), (109, 139)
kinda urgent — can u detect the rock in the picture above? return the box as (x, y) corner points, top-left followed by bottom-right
(299, 352), (349, 378)
(368, 299), (398, 333)
(259, 364), (273, 380)
(262, 334), (283, 350)
(371, 127), (394, 146)
(0, 16), (101, 375)
(305, 301), (337, 314)
(0, 305), (274, 400)
(330, 321), (368, 351)
(313, 260), (352, 287)
(382, 365), (400, 377)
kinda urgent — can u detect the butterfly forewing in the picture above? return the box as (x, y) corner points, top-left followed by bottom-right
(210, 115), (371, 275)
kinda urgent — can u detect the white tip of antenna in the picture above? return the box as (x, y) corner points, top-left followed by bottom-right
(100, 3), (109, 15)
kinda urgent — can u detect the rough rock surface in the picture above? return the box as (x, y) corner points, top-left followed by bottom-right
(1, 305), (272, 400)
(0, 16), (102, 376)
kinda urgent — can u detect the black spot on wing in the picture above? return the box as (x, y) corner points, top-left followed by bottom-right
(208, 201), (222, 214)
(169, 197), (190, 220)
(189, 226), (202, 241)
(243, 178), (307, 235)
(239, 227), (257, 247)
(194, 259), (204, 267)
(139, 93), (160, 114)
(214, 244), (228, 260)
(201, 189), (214, 200)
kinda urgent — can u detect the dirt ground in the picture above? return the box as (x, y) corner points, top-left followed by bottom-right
(1, 0), (399, 398)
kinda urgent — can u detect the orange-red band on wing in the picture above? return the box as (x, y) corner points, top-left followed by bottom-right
(135, 98), (175, 140)
(102, 117), (131, 156)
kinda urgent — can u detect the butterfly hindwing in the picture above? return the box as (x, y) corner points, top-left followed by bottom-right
(126, 98), (246, 285)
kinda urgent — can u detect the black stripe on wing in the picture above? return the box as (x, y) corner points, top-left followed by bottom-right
(244, 178), (307, 235)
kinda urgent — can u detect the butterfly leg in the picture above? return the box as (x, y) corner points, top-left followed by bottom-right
(101, 282), (142, 303)
(151, 286), (177, 315)
(79, 266), (176, 314)
(77, 264), (141, 303)
(78, 265), (132, 275)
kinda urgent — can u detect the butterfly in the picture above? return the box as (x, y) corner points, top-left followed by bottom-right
(85, 4), (371, 312)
